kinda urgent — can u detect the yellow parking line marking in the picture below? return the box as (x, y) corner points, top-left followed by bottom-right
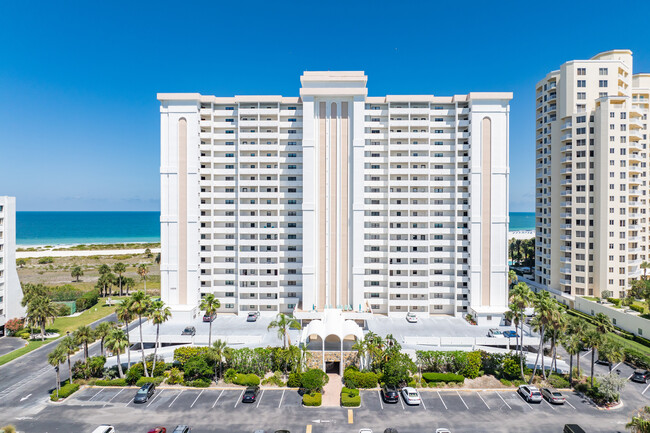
(306, 425), (312, 433)
(348, 409), (353, 424)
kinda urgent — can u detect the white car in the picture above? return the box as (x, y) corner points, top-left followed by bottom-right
(436, 429), (452, 433)
(401, 386), (421, 405)
(91, 426), (115, 433)
(358, 430), (373, 433)
(406, 312), (418, 323)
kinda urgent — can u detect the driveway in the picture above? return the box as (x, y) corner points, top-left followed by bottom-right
(0, 337), (26, 356)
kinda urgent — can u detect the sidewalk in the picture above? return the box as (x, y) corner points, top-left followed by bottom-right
(322, 373), (342, 407)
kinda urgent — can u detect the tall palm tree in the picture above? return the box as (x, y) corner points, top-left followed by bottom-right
(299, 344), (312, 373)
(584, 329), (602, 387)
(199, 294), (221, 347)
(529, 291), (555, 382)
(59, 336), (78, 385)
(351, 337), (367, 370)
(148, 300), (171, 374)
(105, 329), (129, 378)
(137, 264), (150, 295)
(594, 312), (615, 335)
(71, 266), (84, 282)
(98, 263), (111, 276)
(94, 321), (116, 357)
(113, 262), (127, 296)
(209, 339), (228, 380)
(599, 337), (625, 373)
(561, 333), (581, 386)
(47, 345), (67, 396)
(508, 269), (518, 289)
(116, 298), (134, 369)
(129, 291), (151, 377)
(566, 317), (587, 382)
(124, 277), (136, 296)
(27, 296), (58, 341)
(267, 313), (301, 349)
(509, 282), (534, 378)
(641, 262), (650, 281)
(546, 310), (567, 374)
(73, 325), (95, 362)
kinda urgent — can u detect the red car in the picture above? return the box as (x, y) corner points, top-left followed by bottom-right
(148, 428), (166, 433)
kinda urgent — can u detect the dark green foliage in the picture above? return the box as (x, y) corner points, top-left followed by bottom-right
(422, 372), (465, 383)
(125, 363), (144, 385)
(381, 352), (416, 387)
(232, 373), (261, 386)
(301, 369), (328, 392)
(135, 377), (163, 387)
(287, 372), (302, 388)
(343, 368), (378, 388)
(461, 351), (482, 379)
(341, 387), (361, 407)
(547, 375), (570, 389)
(223, 368), (237, 383)
(173, 346), (211, 367)
(75, 289), (100, 311)
(183, 357), (213, 381)
(302, 392), (321, 406)
(186, 378), (211, 387)
(72, 356), (106, 379)
(50, 383), (79, 401)
(95, 378), (127, 386)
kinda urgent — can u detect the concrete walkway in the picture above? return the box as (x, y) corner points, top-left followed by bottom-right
(322, 373), (341, 407)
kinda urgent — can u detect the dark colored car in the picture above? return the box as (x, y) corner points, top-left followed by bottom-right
(134, 382), (155, 403)
(181, 326), (196, 336)
(171, 427), (190, 433)
(632, 369), (650, 383)
(147, 428), (166, 433)
(203, 314), (215, 322)
(563, 425), (586, 433)
(242, 385), (261, 403)
(381, 385), (399, 403)
(503, 330), (519, 338)
(247, 312), (260, 322)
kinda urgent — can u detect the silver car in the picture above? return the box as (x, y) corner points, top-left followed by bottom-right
(518, 384), (542, 403)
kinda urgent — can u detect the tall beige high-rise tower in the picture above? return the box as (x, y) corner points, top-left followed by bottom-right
(535, 50), (650, 298)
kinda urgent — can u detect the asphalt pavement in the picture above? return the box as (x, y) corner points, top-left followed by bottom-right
(0, 337), (26, 356)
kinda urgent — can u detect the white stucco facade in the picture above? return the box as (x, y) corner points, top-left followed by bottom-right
(158, 72), (512, 325)
(0, 196), (25, 331)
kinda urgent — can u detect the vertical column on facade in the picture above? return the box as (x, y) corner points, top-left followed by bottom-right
(318, 102), (327, 309)
(340, 102), (350, 308)
(329, 102), (338, 308)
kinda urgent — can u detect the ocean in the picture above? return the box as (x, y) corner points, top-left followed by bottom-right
(16, 211), (536, 246)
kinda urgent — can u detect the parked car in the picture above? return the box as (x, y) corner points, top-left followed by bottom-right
(401, 387), (421, 405)
(503, 330), (519, 338)
(563, 425), (586, 433)
(147, 428), (166, 433)
(487, 328), (503, 337)
(247, 312), (260, 322)
(595, 358), (611, 366)
(91, 426), (115, 433)
(181, 326), (196, 336)
(632, 369), (650, 383)
(359, 430), (373, 433)
(518, 385), (542, 403)
(203, 313), (215, 322)
(134, 382), (156, 404)
(381, 385), (399, 403)
(242, 385), (261, 403)
(541, 387), (565, 404)
(171, 427), (190, 433)
(406, 312), (418, 323)
(435, 430), (451, 433)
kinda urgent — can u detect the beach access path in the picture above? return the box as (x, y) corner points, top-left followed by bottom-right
(16, 248), (160, 259)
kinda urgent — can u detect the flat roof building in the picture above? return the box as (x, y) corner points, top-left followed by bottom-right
(0, 196), (25, 333)
(158, 71), (512, 326)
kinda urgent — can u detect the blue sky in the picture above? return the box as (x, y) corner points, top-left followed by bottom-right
(1, 1), (649, 211)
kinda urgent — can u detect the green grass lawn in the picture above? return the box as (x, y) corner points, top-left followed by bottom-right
(583, 296), (599, 302)
(50, 297), (124, 335)
(0, 337), (58, 366)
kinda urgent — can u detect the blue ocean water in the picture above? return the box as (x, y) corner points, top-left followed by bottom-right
(16, 211), (536, 246)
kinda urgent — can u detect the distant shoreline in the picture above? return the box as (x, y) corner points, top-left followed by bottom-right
(508, 230), (535, 240)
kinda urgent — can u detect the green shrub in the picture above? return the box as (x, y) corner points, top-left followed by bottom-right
(135, 377), (163, 387)
(547, 375), (570, 389)
(174, 346), (210, 367)
(422, 372), (465, 384)
(125, 363), (144, 385)
(95, 378), (127, 386)
(38, 257), (54, 264)
(574, 382), (589, 393)
(224, 368), (237, 384)
(500, 379), (512, 387)
(287, 372), (302, 388)
(50, 383), (79, 401)
(261, 371), (285, 387)
(630, 304), (645, 313)
(460, 351), (482, 379)
(186, 378), (211, 387)
(233, 373), (260, 387)
(75, 289), (99, 311)
(341, 387), (361, 407)
(624, 348), (650, 369)
(165, 367), (184, 385)
(407, 379), (416, 388)
(302, 392), (322, 407)
(184, 357), (212, 381)
(607, 298), (622, 307)
(301, 369), (328, 392)
(343, 368), (378, 389)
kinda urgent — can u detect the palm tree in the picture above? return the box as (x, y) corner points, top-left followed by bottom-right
(561, 333), (581, 386)
(594, 312), (615, 335)
(94, 321), (116, 357)
(73, 325), (95, 362)
(508, 269), (518, 289)
(267, 313), (301, 349)
(209, 339), (228, 380)
(116, 298), (134, 369)
(351, 337), (367, 370)
(113, 262), (127, 296)
(509, 282), (534, 378)
(299, 344), (312, 373)
(155, 253), (161, 265)
(124, 277), (136, 296)
(199, 294), (221, 347)
(137, 264), (150, 295)
(584, 329), (602, 387)
(27, 296), (58, 341)
(59, 336), (78, 385)
(129, 291), (151, 377)
(641, 262), (650, 281)
(566, 317), (587, 382)
(71, 266), (84, 282)
(98, 263), (111, 276)
(105, 329), (129, 378)
(149, 300), (171, 374)
(47, 345), (67, 396)
(599, 337), (625, 373)
(529, 291), (555, 382)
(546, 310), (567, 374)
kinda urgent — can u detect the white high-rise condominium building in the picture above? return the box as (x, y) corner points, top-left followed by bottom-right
(0, 196), (25, 334)
(535, 50), (650, 298)
(159, 71), (512, 326)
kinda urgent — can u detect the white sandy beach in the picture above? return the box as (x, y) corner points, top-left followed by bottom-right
(508, 230), (535, 240)
(16, 247), (161, 259)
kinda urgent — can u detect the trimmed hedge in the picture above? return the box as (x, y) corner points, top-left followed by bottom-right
(302, 392), (322, 407)
(50, 383), (80, 401)
(232, 373), (260, 387)
(95, 378), (127, 386)
(341, 387), (361, 407)
(186, 378), (211, 388)
(75, 289), (99, 311)
(135, 377), (164, 387)
(630, 304), (645, 314)
(624, 348), (650, 370)
(343, 368), (378, 389)
(422, 372), (465, 384)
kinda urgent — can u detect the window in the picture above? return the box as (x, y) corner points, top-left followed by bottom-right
(599, 80), (608, 88)
(577, 92), (586, 100)
(577, 68), (586, 76)
(599, 68), (608, 75)
(577, 80), (586, 88)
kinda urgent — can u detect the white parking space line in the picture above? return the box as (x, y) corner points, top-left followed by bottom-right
(234, 389), (244, 408)
(169, 390), (183, 408)
(456, 391), (469, 410)
(543, 399), (556, 410)
(516, 392), (533, 410)
(565, 400), (576, 410)
(212, 390), (224, 409)
(496, 392), (511, 410)
(477, 392), (490, 409)
(256, 390), (265, 408)
(437, 390), (447, 410)
(609, 362), (623, 373)
(399, 394), (405, 410)
(88, 388), (104, 401)
(103, 388), (124, 408)
(190, 390), (204, 408)
(420, 395), (427, 410)
(147, 389), (163, 408)
(278, 389), (285, 409)
(642, 383), (650, 395)
(581, 349), (592, 359)
(377, 391), (384, 410)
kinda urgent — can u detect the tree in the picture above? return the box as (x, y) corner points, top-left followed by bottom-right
(94, 321), (116, 357)
(149, 300), (171, 374)
(105, 329), (129, 378)
(73, 326), (95, 362)
(351, 338), (367, 370)
(97, 273), (114, 298)
(509, 282), (534, 380)
(584, 329), (602, 387)
(21, 283), (47, 308)
(382, 352), (416, 387)
(599, 373), (627, 403)
(301, 368), (328, 393)
(627, 407), (650, 433)
(116, 298), (134, 369)
(71, 266), (84, 282)
(208, 339), (228, 380)
(47, 345), (67, 396)
(98, 264), (111, 276)
(642, 262), (650, 281)
(144, 248), (152, 258)
(508, 269), (518, 289)
(155, 253), (161, 265)
(129, 291), (151, 377)
(599, 338), (625, 372)
(123, 277), (136, 296)
(199, 294), (221, 347)
(566, 317), (587, 381)
(528, 291), (556, 382)
(545, 309), (567, 374)
(267, 313), (301, 349)
(59, 336), (78, 385)
(16, 258), (26, 268)
(113, 262), (127, 296)
(601, 290), (613, 301)
(561, 333), (581, 386)
(137, 264), (150, 295)
(26, 296), (58, 341)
